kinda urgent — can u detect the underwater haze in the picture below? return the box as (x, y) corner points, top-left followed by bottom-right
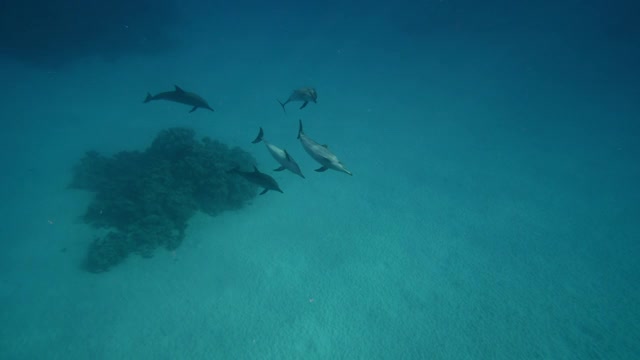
(1, 0), (639, 358)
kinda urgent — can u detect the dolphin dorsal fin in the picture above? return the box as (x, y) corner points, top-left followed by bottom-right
(253, 165), (260, 173)
(284, 150), (291, 161)
(251, 127), (264, 144)
(297, 119), (304, 139)
(174, 85), (185, 93)
(322, 144), (328, 148)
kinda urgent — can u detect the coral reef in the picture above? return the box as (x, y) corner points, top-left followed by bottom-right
(70, 127), (258, 273)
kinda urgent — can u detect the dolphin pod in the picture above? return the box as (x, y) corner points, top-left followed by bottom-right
(143, 85), (351, 194)
(249, 118), (352, 177)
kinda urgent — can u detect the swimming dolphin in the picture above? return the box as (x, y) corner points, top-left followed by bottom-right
(144, 85), (214, 113)
(228, 165), (283, 195)
(252, 127), (305, 178)
(297, 119), (352, 176)
(277, 87), (317, 112)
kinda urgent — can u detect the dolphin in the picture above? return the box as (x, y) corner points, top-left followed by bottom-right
(252, 127), (305, 178)
(297, 119), (352, 176)
(277, 87), (317, 112)
(228, 165), (284, 195)
(144, 85), (214, 113)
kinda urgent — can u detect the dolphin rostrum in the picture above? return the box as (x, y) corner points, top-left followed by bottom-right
(144, 85), (214, 113)
(297, 119), (352, 176)
(277, 87), (317, 112)
(228, 165), (284, 195)
(252, 127), (305, 178)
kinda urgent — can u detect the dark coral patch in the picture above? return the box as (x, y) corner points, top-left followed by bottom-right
(70, 127), (257, 273)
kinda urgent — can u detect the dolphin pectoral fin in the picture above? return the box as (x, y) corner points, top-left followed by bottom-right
(300, 101), (309, 109)
(274, 166), (286, 171)
(259, 188), (269, 195)
(315, 166), (328, 172)
(189, 106), (198, 113)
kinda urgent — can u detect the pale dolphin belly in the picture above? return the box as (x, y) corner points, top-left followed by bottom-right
(265, 142), (286, 162)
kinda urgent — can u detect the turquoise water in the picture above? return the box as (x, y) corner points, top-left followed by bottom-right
(1, 1), (639, 359)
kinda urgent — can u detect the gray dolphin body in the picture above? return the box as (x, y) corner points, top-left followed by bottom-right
(252, 127), (305, 178)
(297, 119), (352, 176)
(277, 87), (317, 112)
(144, 85), (214, 113)
(229, 165), (283, 195)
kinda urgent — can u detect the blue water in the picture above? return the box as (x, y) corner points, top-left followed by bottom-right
(1, 1), (639, 359)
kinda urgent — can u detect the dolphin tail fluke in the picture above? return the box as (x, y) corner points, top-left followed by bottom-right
(277, 99), (287, 113)
(251, 127), (264, 144)
(300, 101), (309, 109)
(144, 93), (153, 103)
(297, 119), (304, 139)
